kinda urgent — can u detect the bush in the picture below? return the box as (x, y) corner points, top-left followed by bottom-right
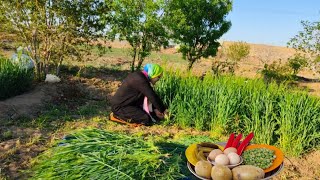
(312, 55), (320, 75)
(0, 56), (34, 100)
(287, 54), (308, 75)
(212, 42), (250, 75)
(261, 60), (293, 83)
(225, 41), (250, 62)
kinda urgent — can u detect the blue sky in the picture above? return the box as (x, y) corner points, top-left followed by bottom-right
(221, 0), (320, 47)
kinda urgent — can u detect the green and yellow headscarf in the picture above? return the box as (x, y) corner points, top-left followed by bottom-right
(143, 64), (163, 79)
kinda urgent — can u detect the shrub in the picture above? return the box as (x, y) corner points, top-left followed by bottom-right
(212, 41), (250, 75)
(0, 56), (34, 100)
(261, 60), (293, 83)
(312, 55), (320, 75)
(287, 53), (308, 75)
(225, 41), (250, 62)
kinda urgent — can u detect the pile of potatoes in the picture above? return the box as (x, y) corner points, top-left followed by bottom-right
(208, 147), (241, 166)
(195, 160), (265, 180)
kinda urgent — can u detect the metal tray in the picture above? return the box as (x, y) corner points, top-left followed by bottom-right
(186, 141), (284, 180)
(187, 161), (284, 180)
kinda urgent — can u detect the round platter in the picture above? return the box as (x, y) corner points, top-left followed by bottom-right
(187, 161), (284, 180)
(186, 142), (284, 179)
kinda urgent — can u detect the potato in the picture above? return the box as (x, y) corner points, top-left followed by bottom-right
(195, 160), (212, 179)
(215, 154), (229, 165)
(232, 165), (265, 180)
(227, 152), (241, 165)
(208, 149), (223, 160)
(211, 165), (232, 180)
(224, 147), (237, 155)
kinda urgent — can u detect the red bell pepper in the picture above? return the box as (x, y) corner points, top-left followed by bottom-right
(237, 132), (254, 155)
(224, 133), (235, 149)
(231, 134), (243, 148)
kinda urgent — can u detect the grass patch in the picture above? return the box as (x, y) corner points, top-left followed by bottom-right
(148, 51), (184, 63)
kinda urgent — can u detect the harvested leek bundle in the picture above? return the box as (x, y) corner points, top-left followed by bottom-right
(30, 129), (185, 180)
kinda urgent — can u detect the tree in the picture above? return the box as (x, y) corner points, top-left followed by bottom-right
(0, 0), (110, 80)
(164, 0), (232, 70)
(108, 0), (168, 71)
(287, 20), (320, 75)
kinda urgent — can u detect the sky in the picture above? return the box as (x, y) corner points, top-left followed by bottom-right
(221, 0), (320, 47)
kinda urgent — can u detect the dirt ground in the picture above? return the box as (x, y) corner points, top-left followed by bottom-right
(1, 41), (320, 179)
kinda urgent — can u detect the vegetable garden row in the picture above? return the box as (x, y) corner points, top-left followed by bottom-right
(29, 69), (320, 179)
(156, 70), (320, 156)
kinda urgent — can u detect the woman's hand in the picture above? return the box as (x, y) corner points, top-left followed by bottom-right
(154, 109), (168, 120)
(163, 109), (169, 118)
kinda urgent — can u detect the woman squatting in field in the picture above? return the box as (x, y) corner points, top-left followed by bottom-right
(110, 63), (168, 126)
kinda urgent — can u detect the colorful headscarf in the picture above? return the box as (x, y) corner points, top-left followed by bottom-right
(143, 64), (163, 79)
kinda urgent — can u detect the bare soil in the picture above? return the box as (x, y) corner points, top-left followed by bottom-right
(0, 84), (57, 120)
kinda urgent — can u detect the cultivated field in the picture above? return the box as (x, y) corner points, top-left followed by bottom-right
(1, 41), (320, 179)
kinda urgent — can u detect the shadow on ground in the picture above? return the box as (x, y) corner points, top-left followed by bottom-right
(295, 75), (320, 83)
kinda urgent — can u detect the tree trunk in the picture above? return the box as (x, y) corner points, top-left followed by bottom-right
(36, 62), (41, 81)
(32, 30), (40, 80)
(131, 47), (137, 72)
(56, 56), (63, 76)
(56, 37), (66, 76)
(187, 58), (195, 70)
(137, 55), (144, 70)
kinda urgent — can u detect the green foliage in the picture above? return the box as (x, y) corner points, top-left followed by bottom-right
(287, 53), (308, 75)
(164, 0), (232, 70)
(0, 56), (33, 100)
(0, 130), (13, 141)
(212, 41), (250, 75)
(0, 32), (17, 50)
(288, 20), (320, 56)
(109, 0), (168, 71)
(313, 55), (320, 75)
(315, 55), (320, 63)
(288, 20), (320, 75)
(261, 61), (293, 83)
(30, 129), (185, 180)
(277, 93), (320, 156)
(225, 41), (250, 62)
(0, 0), (110, 80)
(156, 71), (320, 156)
(262, 54), (309, 83)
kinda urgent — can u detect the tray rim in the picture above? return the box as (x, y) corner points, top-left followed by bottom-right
(187, 161), (284, 180)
